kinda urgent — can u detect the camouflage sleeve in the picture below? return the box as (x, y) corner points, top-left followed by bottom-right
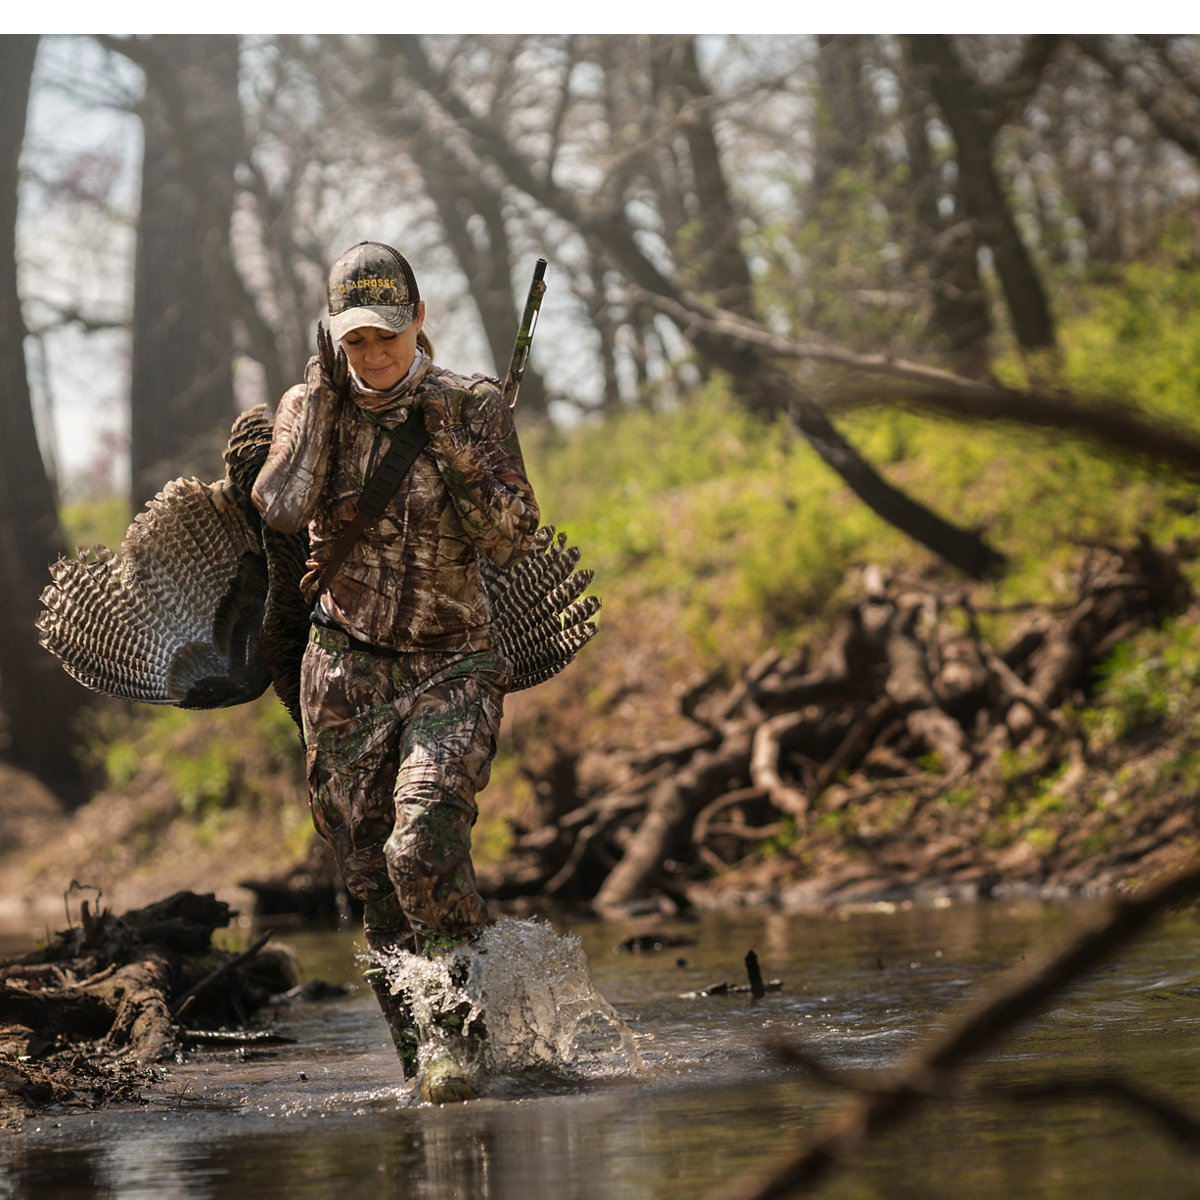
(251, 356), (338, 534)
(424, 378), (541, 568)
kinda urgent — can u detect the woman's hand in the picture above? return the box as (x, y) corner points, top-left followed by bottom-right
(419, 388), (465, 436)
(315, 322), (349, 400)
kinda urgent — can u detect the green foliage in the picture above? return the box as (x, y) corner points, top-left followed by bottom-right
(54, 229), (1200, 891)
(525, 385), (914, 666)
(1083, 615), (1200, 744)
(102, 738), (140, 791)
(1058, 246), (1200, 426)
(987, 236), (1200, 575)
(523, 240), (1200, 678)
(168, 743), (235, 820)
(754, 165), (927, 359)
(78, 696), (305, 844)
(471, 753), (527, 868)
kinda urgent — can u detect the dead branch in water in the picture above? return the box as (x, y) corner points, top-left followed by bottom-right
(0, 891), (300, 1126)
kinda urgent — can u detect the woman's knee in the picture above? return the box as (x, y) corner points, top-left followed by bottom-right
(384, 786), (479, 926)
(309, 785), (395, 905)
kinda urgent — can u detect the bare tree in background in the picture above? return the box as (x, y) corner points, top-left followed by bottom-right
(0, 34), (87, 803)
(907, 35), (1059, 355)
(393, 33), (1007, 577)
(368, 36), (551, 415)
(892, 43), (994, 379)
(119, 35), (243, 509)
(9, 30), (1200, 804)
(13, 33), (1200, 569)
(1072, 36), (1200, 256)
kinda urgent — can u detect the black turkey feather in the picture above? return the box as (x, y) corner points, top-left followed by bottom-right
(39, 405), (598, 730)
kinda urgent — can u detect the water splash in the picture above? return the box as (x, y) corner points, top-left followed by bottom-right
(372, 918), (644, 1090)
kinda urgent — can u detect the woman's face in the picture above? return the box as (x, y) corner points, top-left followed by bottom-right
(340, 302), (425, 391)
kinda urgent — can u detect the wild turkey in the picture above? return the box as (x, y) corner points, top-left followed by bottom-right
(38, 405), (599, 730)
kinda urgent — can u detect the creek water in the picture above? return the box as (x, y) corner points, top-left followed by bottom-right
(3, 897), (1200, 1199)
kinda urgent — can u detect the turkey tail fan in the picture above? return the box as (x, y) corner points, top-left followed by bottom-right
(38, 478), (274, 709)
(485, 526), (601, 692)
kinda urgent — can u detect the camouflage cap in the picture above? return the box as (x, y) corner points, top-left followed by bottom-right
(327, 242), (421, 341)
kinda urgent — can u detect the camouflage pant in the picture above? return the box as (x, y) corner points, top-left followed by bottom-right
(301, 624), (509, 957)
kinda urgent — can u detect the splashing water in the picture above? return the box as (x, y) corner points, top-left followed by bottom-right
(373, 918), (644, 1089)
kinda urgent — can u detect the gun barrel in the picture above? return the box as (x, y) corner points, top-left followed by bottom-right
(504, 258), (549, 409)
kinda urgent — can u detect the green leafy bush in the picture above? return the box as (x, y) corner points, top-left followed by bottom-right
(1083, 615), (1200, 744)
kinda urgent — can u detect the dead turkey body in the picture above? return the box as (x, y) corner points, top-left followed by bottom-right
(37, 404), (598, 729)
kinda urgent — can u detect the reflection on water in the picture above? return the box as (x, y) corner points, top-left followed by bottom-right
(3, 898), (1200, 1199)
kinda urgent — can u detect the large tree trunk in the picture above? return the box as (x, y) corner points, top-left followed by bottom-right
(0, 35), (87, 803)
(907, 35), (1057, 354)
(897, 51), (993, 378)
(652, 36), (756, 319)
(128, 35), (241, 509)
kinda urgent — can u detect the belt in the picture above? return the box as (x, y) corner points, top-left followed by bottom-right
(310, 604), (400, 657)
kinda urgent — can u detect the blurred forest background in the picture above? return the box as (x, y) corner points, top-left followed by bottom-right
(5, 33), (1200, 917)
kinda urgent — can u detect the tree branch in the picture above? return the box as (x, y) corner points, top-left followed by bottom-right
(391, 35), (1005, 578)
(1074, 35), (1200, 164)
(641, 286), (1200, 478)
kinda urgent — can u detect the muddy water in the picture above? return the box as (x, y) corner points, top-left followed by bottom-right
(3, 898), (1200, 1199)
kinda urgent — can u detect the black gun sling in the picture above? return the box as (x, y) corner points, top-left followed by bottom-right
(311, 414), (430, 600)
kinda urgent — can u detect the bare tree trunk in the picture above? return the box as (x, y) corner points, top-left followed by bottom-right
(126, 35), (241, 509)
(417, 131), (550, 415)
(366, 35), (548, 415)
(908, 35), (1057, 354)
(897, 51), (993, 378)
(652, 36), (755, 318)
(0, 35), (87, 803)
(812, 35), (874, 192)
(585, 254), (623, 411)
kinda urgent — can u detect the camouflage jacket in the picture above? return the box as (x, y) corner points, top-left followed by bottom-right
(251, 354), (540, 655)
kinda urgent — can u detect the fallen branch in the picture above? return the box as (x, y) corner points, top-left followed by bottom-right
(751, 713), (812, 822)
(593, 723), (754, 914)
(179, 1028), (295, 1047)
(0, 891), (301, 1126)
(171, 931), (274, 1017)
(474, 537), (1195, 915)
(681, 979), (784, 999)
(639, 286), (1200, 480)
(745, 950), (766, 1000)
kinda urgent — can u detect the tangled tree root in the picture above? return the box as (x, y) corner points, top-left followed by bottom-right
(492, 536), (1195, 914)
(0, 889), (299, 1127)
